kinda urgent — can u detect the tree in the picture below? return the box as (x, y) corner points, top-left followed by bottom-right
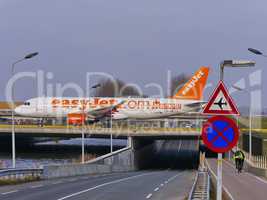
(94, 78), (142, 97)
(170, 74), (190, 96)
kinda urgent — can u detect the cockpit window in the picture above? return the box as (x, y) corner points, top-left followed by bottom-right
(24, 102), (30, 106)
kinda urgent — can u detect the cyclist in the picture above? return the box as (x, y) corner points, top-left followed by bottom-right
(233, 150), (245, 173)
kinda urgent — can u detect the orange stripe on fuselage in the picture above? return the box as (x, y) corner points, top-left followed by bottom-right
(50, 98), (182, 111)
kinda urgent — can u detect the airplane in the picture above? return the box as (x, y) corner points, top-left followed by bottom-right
(214, 97), (227, 110)
(14, 66), (210, 125)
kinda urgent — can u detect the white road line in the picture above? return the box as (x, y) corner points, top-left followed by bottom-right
(167, 173), (182, 182)
(1, 190), (18, 195)
(224, 160), (267, 184)
(177, 140), (182, 152)
(154, 187), (159, 192)
(254, 176), (267, 184)
(146, 193), (153, 199)
(52, 181), (63, 185)
(68, 178), (77, 182)
(164, 181), (168, 184)
(160, 183), (164, 187)
(57, 172), (156, 200)
(244, 171), (267, 185)
(206, 160), (235, 200)
(31, 184), (43, 188)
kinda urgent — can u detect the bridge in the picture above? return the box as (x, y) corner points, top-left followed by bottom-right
(0, 125), (201, 138)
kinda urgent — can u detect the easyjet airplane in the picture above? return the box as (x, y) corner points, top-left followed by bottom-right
(15, 67), (209, 124)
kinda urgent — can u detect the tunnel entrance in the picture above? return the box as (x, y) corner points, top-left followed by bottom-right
(132, 137), (200, 170)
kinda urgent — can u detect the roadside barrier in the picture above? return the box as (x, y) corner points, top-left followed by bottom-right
(0, 168), (43, 180)
(188, 171), (210, 200)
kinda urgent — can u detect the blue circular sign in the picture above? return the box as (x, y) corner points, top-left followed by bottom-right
(202, 116), (239, 153)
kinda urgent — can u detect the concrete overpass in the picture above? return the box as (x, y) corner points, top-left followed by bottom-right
(0, 125), (201, 138)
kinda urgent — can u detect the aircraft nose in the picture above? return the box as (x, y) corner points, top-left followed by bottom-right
(14, 106), (22, 115)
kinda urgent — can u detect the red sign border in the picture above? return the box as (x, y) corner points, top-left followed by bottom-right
(202, 116), (239, 153)
(202, 81), (240, 115)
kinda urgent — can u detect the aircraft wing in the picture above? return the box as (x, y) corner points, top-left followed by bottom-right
(183, 102), (207, 112)
(80, 100), (126, 119)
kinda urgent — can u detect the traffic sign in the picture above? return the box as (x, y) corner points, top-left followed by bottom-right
(202, 116), (239, 153)
(202, 81), (239, 115)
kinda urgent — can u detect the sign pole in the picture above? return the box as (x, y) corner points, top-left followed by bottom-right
(202, 76), (240, 200)
(218, 67), (223, 200)
(202, 116), (239, 200)
(217, 153), (222, 200)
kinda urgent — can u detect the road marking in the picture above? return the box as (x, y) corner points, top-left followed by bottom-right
(177, 140), (182, 152)
(168, 173), (182, 182)
(1, 190), (18, 195)
(31, 184), (43, 188)
(68, 178), (77, 182)
(206, 160), (235, 200)
(224, 159), (267, 184)
(160, 183), (164, 187)
(254, 175), (267, 184)
(57, 172), (156, 200)
(52, 181), (63, 185)
(164, 181), (168, 184)
(146, 193), (152, 199)
(154, 187), (159, 192)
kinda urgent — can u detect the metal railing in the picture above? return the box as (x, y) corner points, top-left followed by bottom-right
(242, 151), (267, 169)
(0, 168), (43, 180)
(188, 171), (210, 200)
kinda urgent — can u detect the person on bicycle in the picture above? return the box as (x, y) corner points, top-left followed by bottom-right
(233, 150), (245, 173)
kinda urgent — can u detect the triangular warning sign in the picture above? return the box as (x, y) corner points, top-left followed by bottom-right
(202, 81), (239, 115)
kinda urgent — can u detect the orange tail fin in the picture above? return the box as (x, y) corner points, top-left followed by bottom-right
(173, 66), (210, 100)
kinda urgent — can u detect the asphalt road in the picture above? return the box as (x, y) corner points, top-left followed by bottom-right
(207, 158), (267, 200)
(0, 170), (195, 200)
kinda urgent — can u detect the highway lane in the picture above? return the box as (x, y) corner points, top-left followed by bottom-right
(0, 170), (195, 200)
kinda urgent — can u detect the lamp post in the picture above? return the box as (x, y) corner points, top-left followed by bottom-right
(220, 60), (255, 80)
(81, 102), (85, 164)
(232, 85), (252, 160)
(11, 52), (39, 168)
(217, 59), (255, 200)
(81, 83), (102, 164)
(110, 109), (113, 153)
(248, 48), (267, 57)
(91, 83), (101, 97)
(91, 83), (113, 153)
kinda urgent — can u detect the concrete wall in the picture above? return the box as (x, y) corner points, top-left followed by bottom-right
(43, 145), (136, 179)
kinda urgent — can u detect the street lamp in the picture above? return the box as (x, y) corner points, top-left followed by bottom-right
(217, 59), (255, 200)
(248, 48), (267, 57)
(110, 109), (113, 153)
(91, 83), (113, 152)
(11, 52), (39, 168)
(220, 60), (255, 80)
(91, 83), (101, 97)
(91, 83), (101, 89)
(90, 84), (114, 152)
(232, 85), (252, 160)
(81, 83), (102, 164)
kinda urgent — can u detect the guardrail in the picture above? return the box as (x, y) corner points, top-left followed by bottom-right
(0, 168), (43, 180)
(242, 151), (267, 169)
(188, 171), (210, 200)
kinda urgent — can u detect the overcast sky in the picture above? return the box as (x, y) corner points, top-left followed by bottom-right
(0, 0), (266, 109)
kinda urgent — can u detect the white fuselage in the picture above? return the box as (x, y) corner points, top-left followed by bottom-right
(15, 97), (199, 120)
